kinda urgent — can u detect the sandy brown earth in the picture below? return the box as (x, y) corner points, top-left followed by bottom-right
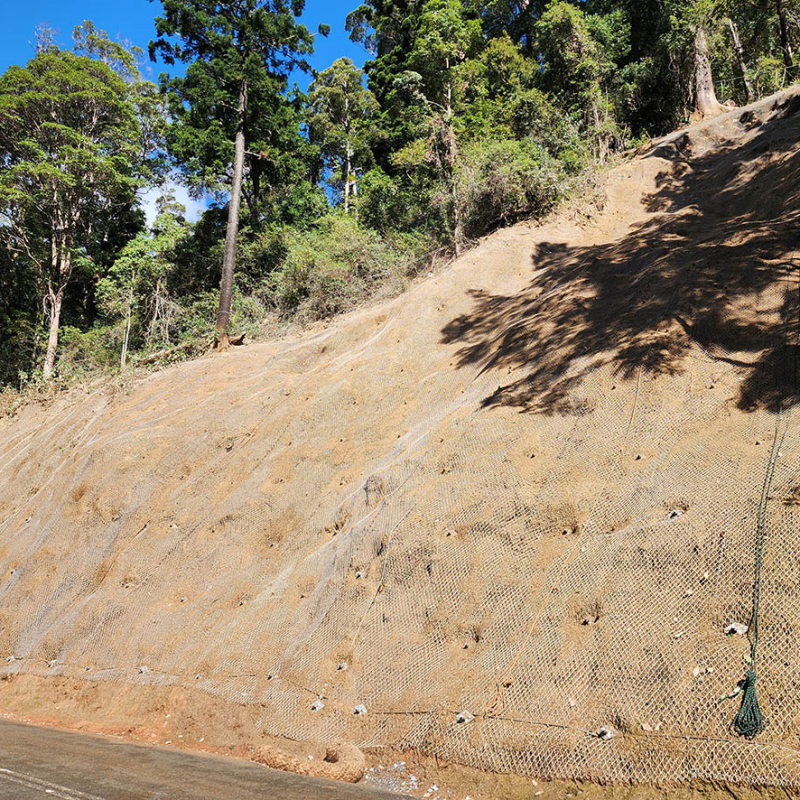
(1, 87), (800, 799)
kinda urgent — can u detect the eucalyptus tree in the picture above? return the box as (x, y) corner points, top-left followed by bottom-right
(0, 32), (159, 379)
(307, 58), (379, 213)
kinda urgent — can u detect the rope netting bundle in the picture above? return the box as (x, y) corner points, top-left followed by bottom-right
(733, 411), (790, 738)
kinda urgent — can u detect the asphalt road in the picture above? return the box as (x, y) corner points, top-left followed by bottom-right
(0, 720), (408, 800)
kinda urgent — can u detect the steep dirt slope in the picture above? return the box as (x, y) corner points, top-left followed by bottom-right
(1, 87), (800, 791)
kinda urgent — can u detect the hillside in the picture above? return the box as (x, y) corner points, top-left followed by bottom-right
(1, 86), (800, 793)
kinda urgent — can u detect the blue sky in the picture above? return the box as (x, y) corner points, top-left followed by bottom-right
(2, 0), (367, 83)
(3, 0), (368, 223)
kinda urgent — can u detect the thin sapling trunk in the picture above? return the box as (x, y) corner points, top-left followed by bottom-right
(727, 18), (753, 103)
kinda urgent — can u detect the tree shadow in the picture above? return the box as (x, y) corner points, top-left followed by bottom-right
(441, 96), (800, 414)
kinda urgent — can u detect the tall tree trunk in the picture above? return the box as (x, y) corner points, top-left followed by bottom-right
(444, 72), (463, 257)
(694, 26), (726, 118)
(776, 0), (794, 70)
(343, 97), (352, 215)
(121, 282), (134, 371)
(42, 239), (71, 380)
(215, 77), (248, 349)
(727, 18), (753, 103)
(344, 144), (352, 215)
(43, 285), (64, 380)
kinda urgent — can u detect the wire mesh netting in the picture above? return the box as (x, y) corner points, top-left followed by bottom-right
(1, 88), (800, 789)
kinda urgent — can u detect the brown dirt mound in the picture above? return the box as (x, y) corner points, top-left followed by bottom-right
(254, 741), (365, 783)
(1, 86), (800, 793)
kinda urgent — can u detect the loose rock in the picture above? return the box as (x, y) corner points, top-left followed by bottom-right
(724, 622), (748, 635)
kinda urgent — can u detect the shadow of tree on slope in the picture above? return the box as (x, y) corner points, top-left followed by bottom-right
(441, 96), (800, 414)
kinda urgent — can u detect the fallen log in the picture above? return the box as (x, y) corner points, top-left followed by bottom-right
(137, 342), (196, 366)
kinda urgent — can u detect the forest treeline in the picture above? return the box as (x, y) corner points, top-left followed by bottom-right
(1, 0), (798, 390)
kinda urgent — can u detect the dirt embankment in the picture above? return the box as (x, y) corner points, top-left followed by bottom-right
(1, 87), (800, 798)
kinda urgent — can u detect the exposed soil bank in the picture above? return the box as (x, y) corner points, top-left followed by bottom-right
(2, 87), (800, 797)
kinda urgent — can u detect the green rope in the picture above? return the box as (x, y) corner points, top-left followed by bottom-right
(733, 409), (790, 738)
(733, 670), (762, 738)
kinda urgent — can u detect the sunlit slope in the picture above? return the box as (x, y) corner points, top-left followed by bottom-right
(1, 86), (800, 787)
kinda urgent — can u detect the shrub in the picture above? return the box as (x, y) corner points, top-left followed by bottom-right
(59, 325), (124, 375)
(456, 139), (565, 239)
(0, 311), (42, 387)
(266, 214), (425, 320)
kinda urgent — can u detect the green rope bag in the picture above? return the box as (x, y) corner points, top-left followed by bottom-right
(733, 670), (762, 738)
(732, 409), (790, 738)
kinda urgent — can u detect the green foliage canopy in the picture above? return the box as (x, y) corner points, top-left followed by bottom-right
(0, 37), (161, 377)
(149, 0), (316, 199)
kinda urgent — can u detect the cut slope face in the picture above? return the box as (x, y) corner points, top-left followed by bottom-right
(2, 88), (800, 788)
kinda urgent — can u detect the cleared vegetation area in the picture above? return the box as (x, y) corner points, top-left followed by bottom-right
(1, 87), (799, 797)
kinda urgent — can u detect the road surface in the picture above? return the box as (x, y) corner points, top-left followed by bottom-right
(0, 719), (408, 799)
